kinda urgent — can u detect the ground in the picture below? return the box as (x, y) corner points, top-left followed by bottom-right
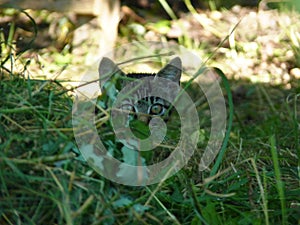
(0, 2), (299, 225)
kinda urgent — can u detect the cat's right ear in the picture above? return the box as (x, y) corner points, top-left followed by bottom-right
(98, 57), (125, 78)
(157, 57), (182, 84)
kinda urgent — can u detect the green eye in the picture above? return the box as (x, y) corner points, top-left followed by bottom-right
(150, 104), (164, 115)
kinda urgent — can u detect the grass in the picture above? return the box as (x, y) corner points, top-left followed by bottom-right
(1, 3), (300, 225)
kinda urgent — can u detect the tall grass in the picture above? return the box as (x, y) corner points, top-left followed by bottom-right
(1, 3), (300, 225)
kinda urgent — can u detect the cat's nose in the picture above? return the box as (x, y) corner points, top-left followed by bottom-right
(138, 115), (149, 124)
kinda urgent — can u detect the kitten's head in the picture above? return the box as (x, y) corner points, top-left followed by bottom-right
(98, 57), (182, 123)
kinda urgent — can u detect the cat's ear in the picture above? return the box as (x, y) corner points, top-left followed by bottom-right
(98, 57), (125, 78)
(157, 57), (182, 84)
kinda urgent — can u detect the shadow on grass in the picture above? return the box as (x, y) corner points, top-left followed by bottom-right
(0, 73), (299, 224)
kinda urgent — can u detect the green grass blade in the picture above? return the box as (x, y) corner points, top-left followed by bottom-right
(209, 68), (234, 177)
(158, 0), (177, 20)
(7, 21), (15, 47)
(270, 135), (287, 225)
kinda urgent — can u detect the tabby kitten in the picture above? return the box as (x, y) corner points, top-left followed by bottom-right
(97, 57), (183, 165)
(98, 57), (182, 124)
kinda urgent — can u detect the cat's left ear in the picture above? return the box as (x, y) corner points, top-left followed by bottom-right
(98, 57), (126, 89)
(157, 57), (182, 84)
(98, 57), (125, 78)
